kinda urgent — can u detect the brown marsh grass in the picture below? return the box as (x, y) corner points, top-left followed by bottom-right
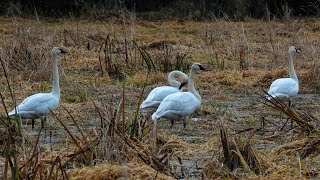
(1, 16), (320, 179)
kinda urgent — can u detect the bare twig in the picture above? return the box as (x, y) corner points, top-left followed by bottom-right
(49, 109), (82, 149)
(62, 105), (88, 145)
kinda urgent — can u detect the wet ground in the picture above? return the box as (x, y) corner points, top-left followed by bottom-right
(157, 92), (320, 179)
(2, 91), (319, 179)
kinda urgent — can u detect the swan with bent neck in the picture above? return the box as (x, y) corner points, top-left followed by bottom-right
(151, 63), (206, 136)
(8, 47), (67, 129)
(267, 46), (300, 105)
(140, 70), (188, 111)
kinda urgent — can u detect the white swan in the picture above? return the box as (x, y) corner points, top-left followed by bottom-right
(140, 70), (188, 110)
(151, 63), (206, 136)
(267, 46), (300, 106)
(8, 47), (67, 129)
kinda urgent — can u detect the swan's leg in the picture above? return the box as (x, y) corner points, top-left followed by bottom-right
(41, 117), (46, 129)
(288, 99), (292, 108)
(171, 119), (174, 127)
(288, 99), (293, 127)
(280, 117), (290, 131)
(40, 116), (47, 144)
(183, 116), (189, 128)
(32, 119), (35, 130)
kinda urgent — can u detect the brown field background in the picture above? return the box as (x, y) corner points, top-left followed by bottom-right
(1, 15), (320, 179)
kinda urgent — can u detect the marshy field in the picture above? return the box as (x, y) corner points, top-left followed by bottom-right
(1, 15), (320, 179)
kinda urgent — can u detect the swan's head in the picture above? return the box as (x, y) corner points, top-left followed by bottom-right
(288, 46), (300, 55)
(51, 47), (68, 55)
(191, 63), (207, 73)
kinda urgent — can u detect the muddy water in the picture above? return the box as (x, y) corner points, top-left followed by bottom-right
(160, 92), (320, 179)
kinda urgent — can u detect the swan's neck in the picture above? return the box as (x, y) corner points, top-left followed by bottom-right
(288, 54), (298, 82)
(168, 70), (186, 87)
(51, 53), (60, 96)
(187, 70), (201, 102)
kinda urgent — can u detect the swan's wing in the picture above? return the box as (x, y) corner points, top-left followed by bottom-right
(268, 78), (299, 97)
(141, 86), (180, 109)
(9, 93), (60, 117)
(154, 92), (200, 118)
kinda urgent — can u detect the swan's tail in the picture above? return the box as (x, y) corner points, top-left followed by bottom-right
(265, 95), (271, 101)
(140, 102), (146, 110)
(7, 109), (17, 118)
(151, 113), (158, 121)
(265, 91), (276, 101)
(140, 101), (153, 110)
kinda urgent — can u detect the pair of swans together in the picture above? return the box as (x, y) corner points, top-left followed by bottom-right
(140, 63), (207, 135)
(8, 46), (300, 130)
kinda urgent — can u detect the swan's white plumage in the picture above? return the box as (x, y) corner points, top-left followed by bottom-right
(268, 78), (298, 99)
(152, 63), (206, 126)
(140, 70), (188, 110)
(267, 46), (300, 101)
(8, 93), (60, 119)
(8, 47), (67, 128)
(140, 86), (181, 109)
(151, 92), (200, 121)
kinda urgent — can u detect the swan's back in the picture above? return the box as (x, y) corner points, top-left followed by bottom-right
(140, 86), (181, 109)
(152, 92), (200, 121)
(268, 77), (299, 99)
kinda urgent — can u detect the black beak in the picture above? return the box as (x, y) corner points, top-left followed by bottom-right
(179, 81), (188, 90)
(296, 49), (301, 54)
(199, 65), (207, 71)
(59, 47), (68, 54)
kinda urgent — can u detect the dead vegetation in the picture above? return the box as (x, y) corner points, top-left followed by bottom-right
(68, 162), (174, 180)
(262, 92), (320, 160)
(202, 92), (320, 179)
(1, 16), (320, 179)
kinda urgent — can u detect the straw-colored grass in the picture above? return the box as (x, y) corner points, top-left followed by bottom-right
(68, 162), (174, 180)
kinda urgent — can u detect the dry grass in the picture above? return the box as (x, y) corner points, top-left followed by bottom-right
(68, 162), (174, 180)
(1, 15), (320, 179)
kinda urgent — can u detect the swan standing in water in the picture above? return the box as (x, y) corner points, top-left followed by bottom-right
(8, 47), (67, 129)
(151, 63), (206, 137)
(140, 70), (188, 111)
(267, 46), (300, 106)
